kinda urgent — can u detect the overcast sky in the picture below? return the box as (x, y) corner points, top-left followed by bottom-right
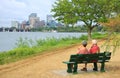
(0, 0), (56, 27)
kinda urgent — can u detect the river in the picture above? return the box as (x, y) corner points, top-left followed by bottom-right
(0, 32), (87, 52)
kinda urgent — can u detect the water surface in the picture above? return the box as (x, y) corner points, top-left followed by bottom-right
(0, 32), (86, 52)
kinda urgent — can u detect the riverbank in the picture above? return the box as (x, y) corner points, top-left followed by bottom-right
(0, 32), (107, 65)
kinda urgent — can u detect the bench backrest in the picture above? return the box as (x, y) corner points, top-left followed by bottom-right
(69, 52), (111, 63)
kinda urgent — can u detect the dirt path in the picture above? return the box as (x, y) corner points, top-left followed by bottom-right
(0, 41), (120, 78)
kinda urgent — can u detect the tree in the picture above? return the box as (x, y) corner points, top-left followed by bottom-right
(100, 15), (120, 53)
(51, 0), (78, 27)
(100, 15), (120, 32)
(51, 0), (120, 40)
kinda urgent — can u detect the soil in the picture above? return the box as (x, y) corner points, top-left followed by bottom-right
(0, 41), (120, 78)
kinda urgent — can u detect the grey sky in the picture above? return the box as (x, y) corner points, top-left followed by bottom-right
(0, 0), (56, 27)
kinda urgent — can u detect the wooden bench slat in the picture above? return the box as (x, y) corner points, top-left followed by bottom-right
(63, 61), (75, 64)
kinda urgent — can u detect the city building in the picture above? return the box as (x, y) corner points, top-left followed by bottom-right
(47, 15), (53, 23)
(21, 20), (30, 31)
(10, 13), (63, 32)
(29, 13), (41, 28)
(34, 20), (45, 28)
(47, 15), (57, 27)
(29, 13), (37, 18)
(11, 21), (20, 28)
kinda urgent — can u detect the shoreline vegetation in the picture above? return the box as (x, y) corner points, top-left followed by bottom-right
(0, 32), (107, 65)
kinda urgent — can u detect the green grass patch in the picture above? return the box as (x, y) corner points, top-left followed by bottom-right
(0, 32), (107, 65)
(92, 32), (107, 39)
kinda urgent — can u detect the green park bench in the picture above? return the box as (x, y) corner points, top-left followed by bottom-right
(63, 52), (111, 73)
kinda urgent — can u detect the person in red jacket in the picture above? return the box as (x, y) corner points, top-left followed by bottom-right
(89, 39), (100, 71)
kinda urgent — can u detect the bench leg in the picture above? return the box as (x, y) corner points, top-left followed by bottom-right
(93, 62), (98, 71)
(100, 62), (105, 72)
(73, 63), (78, 73)
(67, 64), (73, 73)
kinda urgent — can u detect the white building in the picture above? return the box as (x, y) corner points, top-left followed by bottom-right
(11, 21), (20, 28)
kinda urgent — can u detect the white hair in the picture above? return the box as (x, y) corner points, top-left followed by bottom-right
(92, 40), (97, 44)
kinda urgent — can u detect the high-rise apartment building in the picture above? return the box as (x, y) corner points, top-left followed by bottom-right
(29, 13), (40, 28)
(29, 13), (37, 18)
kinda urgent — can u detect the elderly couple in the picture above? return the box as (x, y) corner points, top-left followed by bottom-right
(77, 40), (100, 71)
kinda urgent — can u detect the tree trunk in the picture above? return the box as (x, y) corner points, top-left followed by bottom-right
(87, 27), (92, 41)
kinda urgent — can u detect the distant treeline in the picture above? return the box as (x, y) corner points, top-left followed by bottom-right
(0, 26), (104, 32)
(31, 26), (103, 32)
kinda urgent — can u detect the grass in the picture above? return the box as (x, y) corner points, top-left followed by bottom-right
(92, 32), (108, 39)
(0, 32), (107, 65)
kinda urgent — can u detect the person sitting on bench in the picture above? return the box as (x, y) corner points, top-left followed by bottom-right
(77, 40), (89, 71)
(89, 39), (100, 71)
